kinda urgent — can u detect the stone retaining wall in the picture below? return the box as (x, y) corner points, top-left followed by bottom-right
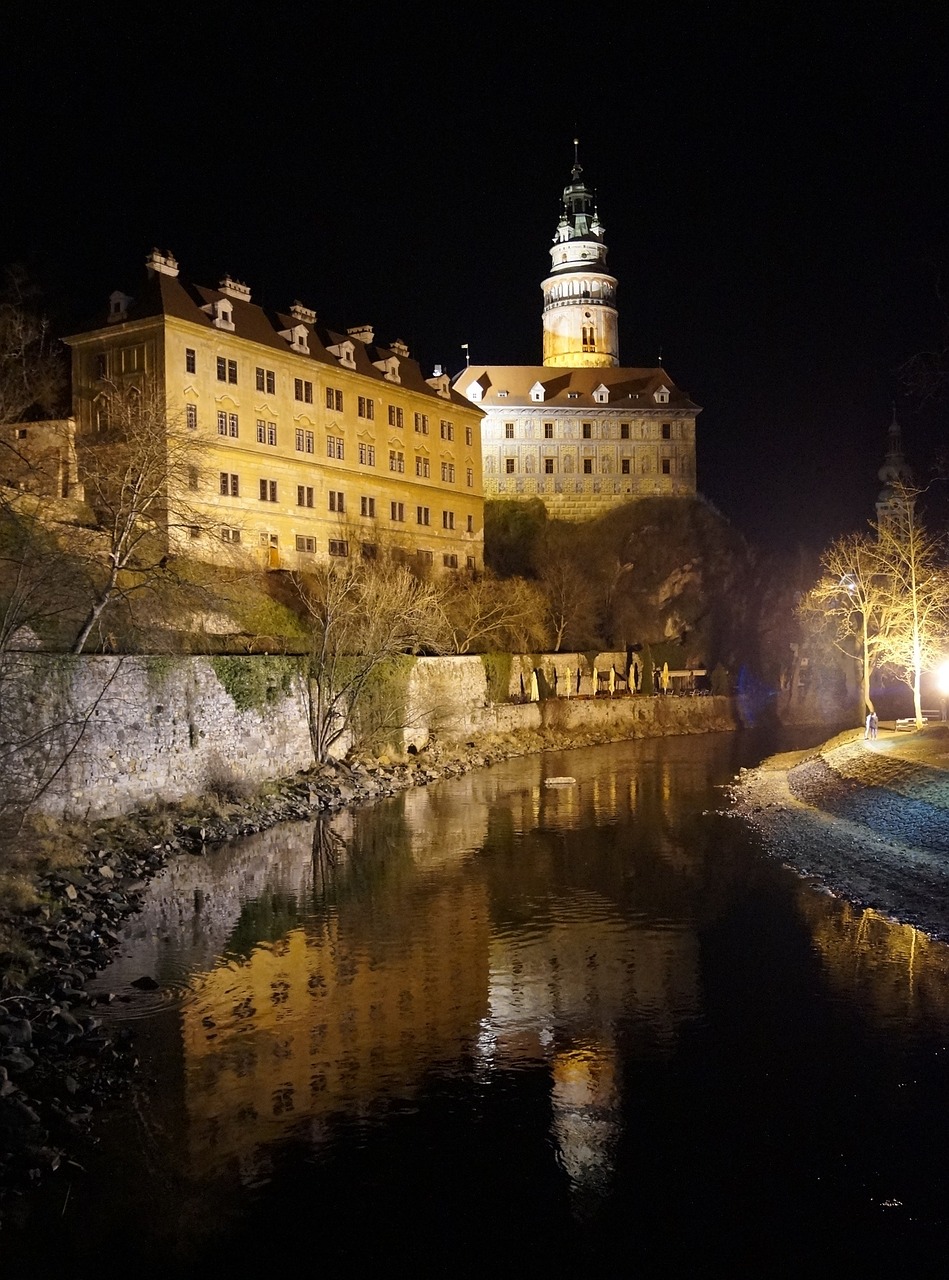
(4, 653), (738, 821)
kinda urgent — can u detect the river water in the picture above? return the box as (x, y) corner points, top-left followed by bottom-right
(7, 729), (949, 1275)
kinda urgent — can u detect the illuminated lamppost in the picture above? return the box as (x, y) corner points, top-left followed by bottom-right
(937, 660), (949, 722)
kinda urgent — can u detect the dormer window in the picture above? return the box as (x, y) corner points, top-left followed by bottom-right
(530, 381), (545, 403)
(203, 298), (235, 331)
(593, 383), (609, 404)
(497, 391), (509, 398)
(328, 340), (356, 369)
(108, 291), (132, 324)
(654, 385), (670, 404)
(567, 391), (580, 400)
(373, 355), (401, 384)
(465, 382), (483, 402)
(280, 323), (309, 354)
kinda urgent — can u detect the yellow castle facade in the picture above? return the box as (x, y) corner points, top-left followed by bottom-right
(65, 252), (485, 573)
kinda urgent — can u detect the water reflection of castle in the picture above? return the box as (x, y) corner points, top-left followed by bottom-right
(173, 755), (708, 1200)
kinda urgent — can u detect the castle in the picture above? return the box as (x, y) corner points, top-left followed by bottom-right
(456, 149), (700, 520)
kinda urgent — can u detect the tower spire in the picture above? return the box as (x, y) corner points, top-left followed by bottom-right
(541, 148), (619, 368)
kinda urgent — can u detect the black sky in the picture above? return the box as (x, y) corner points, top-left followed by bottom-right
(3, 4), (947, 552)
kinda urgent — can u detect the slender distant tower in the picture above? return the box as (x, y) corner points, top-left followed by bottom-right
(541, 142), (618, 368)
(875, 407), (914, 534)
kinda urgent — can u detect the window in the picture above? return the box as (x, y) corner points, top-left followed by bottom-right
(544, 458), (554, 474)
(295, 378), (314, 403)
(442, 511), (455, 530)
(325, 386), (343, 411)
(217, 356), (226, 381)
(329, 539), (349, 557)
(297, 485), (314, 507)
(361, 542), (377, 560)
(388, 404), (404, 428)
(662, 422), (672, 440)
(466, 555), (476, 571)
(465, 426), (473, 446)
(389, 449), (405, 473)
(441, 462), (455, 483)
(220, 527), (241, 543)
(544, 422), (554, 439)
(466, 467), (473, 487)
(582, 422), (592, 439)
(466, 514), (474, 533)
(505, 458), (515, 474)
(440, 420), (454, 441)
(295, 427), (304, 451)
(504, 423), (514, 439)
(662, 458), (671, 475)
(358, 396), (374, 420)
(361, 496), (376, 517)
(327, 435), (344, 459)
(390, 501), (405, 522)
(257, 419), (277, 445)
(329, 490), (345, 513)
(417, 550), (433, 567)
(443, 554), (459, 569)
(583, 459), (593, 474)
(188, 466), (199, 491)
(185, 348), (196, 374)
(228, 413), (239, 437)
(259, 479), (278, 502)
(296, 535), (316, 553)
(358, 443), (376, 466)
(620, 423), (630, 439)
(417, 506), (430, 525)
(255, 367), (276, 395)
(416, 457), (430, 478)
(186, 403), (198, 431)
(217, 410), (228, 436)
(414, 413), (429, 435)
(94, 353), (107, 379)
(188, 525), (201, 539)
(621, 459), (631, 475)
(295, 428), (315, 453)
(219, 472), (239, 496)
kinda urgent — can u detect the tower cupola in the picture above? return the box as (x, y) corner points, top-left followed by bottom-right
(541, 143), (619, 368)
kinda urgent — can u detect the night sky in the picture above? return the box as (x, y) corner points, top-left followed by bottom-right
(3, 5), (947, 552)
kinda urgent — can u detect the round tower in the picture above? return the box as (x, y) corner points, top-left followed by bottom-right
(541, 144), (619, 368)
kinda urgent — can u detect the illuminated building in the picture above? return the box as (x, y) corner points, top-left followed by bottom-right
(458, 149), (699, 520)
(65, 252), (484, 572)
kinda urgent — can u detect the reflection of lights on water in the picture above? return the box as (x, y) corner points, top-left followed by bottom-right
(551, 1046), (618, 1214)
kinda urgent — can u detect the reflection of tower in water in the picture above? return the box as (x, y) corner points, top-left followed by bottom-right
(550, 1044), (619, 1216)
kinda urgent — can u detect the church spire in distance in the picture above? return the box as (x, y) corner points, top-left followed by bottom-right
(542, 140), (619, 368)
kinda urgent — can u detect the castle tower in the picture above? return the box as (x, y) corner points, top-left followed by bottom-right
(875, 407), (914, 534)
(541, 143), (618, 369)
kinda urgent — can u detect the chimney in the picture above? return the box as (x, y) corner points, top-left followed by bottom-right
(347, 324), (375, 345)
(145, 249), (179, 278)
(219, 275), (251, 302)
(391, 339), (410, 358)
(290, 301), (316, 324)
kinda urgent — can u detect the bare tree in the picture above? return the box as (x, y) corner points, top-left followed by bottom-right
(70, 383), (212, 653)
(292, 556), (445, 762)
(873, 485), (949, 725)
(437, 572), (549, 655)
(798, 532), (896, 716)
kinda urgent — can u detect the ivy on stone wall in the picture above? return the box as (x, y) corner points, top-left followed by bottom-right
(348, 654), (416, 753)
(480, 653), (512, 704)
(209, 656), (301, 713)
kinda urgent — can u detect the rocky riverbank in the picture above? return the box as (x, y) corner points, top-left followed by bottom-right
(0, 715), (728, 1211)
(730, 723), (949, 944)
